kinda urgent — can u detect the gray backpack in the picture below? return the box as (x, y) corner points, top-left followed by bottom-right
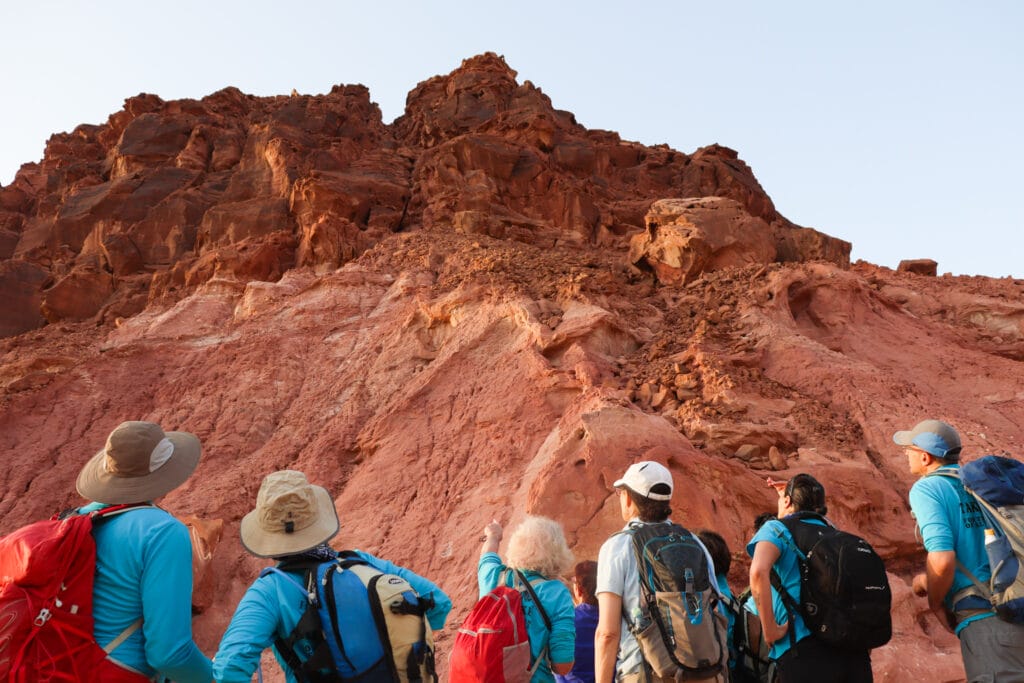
(625, 522), (728, 680)
(931, 456), (1024, 623)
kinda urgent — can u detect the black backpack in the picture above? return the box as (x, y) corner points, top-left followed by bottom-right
(723, 588), (776, 683)
(771, 512), (892, 651)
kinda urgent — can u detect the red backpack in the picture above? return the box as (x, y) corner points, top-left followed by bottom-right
(448, 570), (551, 683)
(0, 505), (147, 682)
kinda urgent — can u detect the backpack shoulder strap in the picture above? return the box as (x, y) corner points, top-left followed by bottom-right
(766, 516), (816, 652)
(513, 569), (553, 632)
(87, 502), (157, 523)
(512, 568), (554, 674)
(264, 562), (338, 683)
(336, 548), (370, 569)
(776, 512), (832, 560)
(927, 467), (961, 480)
(720, 591), (743, 618)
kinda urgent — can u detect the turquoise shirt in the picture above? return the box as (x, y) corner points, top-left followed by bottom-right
(213, 550), (452, 682)
(83, 503), (212, 682)
(746, 517), (822, 661)
(478, 552), (576, 683)
(716, 575), (737, 673)
(910, 465), (995, 634)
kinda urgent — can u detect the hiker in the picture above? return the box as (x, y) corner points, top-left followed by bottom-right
(555, 560), (600, 683)
(76, 420), (213, 682)
(478, 516), (576, 681)
(895, 419), (1024, 680)
(747, 474), (874, 683)
(697, 529), (738, 678)
(212, 470), (452, 682)
(594, 461), (727, 683)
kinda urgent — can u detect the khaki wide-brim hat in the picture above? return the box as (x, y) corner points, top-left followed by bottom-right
(76, 421), (202, 504)
(240, 470), (339, 558)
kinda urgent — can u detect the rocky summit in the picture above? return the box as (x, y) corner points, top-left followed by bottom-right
(1, 52), (1022, 681)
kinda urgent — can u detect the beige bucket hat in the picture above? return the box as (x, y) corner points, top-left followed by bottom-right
(240, 470), (339, 558)
(76, 421), (202, 504)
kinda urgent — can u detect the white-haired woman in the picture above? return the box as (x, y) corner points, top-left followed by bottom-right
(479, 515), (576, 682)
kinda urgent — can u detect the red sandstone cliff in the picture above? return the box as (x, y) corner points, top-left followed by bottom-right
(1, 53), (1022, 682)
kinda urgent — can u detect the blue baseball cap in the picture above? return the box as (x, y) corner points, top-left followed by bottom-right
(893, 419), (962, 461)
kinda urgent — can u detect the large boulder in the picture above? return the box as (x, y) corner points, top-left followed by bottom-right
(630, 197), (777, 285)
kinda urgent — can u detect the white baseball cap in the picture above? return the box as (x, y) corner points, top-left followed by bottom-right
(613, 461), (673, 501)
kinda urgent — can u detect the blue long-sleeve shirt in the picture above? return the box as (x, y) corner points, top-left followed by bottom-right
(213, 550), (452, 682)
(84, 503), (212, 682)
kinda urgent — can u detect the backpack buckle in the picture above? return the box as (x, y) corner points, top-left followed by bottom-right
(34, 608), (52, 626)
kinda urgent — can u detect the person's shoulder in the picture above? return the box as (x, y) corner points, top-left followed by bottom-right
(538, 575), (571, 599)
(755, 518), (787, 538)
(346, 549), (378, 564)
(105, 505), (181, 532)
(911, 469), (960, 497)
(599, 527), (635, 554)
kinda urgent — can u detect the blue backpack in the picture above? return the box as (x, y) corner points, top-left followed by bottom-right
(934, 456), (1024, 623)
(264, 551), (436, 682)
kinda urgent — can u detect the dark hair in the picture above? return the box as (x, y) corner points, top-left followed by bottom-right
(625, 487), (672, 522)
(785, 473), (827, 515)
(753, 512), (777, 531)
(572, 560), (599, 605)
(695, 529), (730, 577)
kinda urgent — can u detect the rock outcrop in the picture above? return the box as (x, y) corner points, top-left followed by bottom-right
(1, 53), (1022, 682)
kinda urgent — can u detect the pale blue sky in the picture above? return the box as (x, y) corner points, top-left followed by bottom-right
(2, 1), (1021, 277)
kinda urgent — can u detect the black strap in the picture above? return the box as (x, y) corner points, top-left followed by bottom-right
(506, 568), (554, 673)
(766, 514), (824, 653)
(769, 567), (800, 652)
(513, 569), (553, 632)
(269, 566), (337, 683)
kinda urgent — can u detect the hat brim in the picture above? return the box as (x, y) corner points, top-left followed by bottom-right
(893, 430), (914, 447)
(239, 484), (339, 558)
(76, 431), (201, 504)
(612, 477), (627, 489)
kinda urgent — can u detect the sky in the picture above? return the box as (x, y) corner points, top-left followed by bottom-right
(2, 1), (1021, 277)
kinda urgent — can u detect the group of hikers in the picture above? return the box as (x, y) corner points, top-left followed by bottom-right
(2, 418), (1024, 683)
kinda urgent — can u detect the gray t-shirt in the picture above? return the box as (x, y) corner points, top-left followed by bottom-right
(596, 519), (720, 678)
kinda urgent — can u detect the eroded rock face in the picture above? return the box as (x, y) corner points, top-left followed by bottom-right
(1, 53), (844, 338)
(2, 53), (1022, 682)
